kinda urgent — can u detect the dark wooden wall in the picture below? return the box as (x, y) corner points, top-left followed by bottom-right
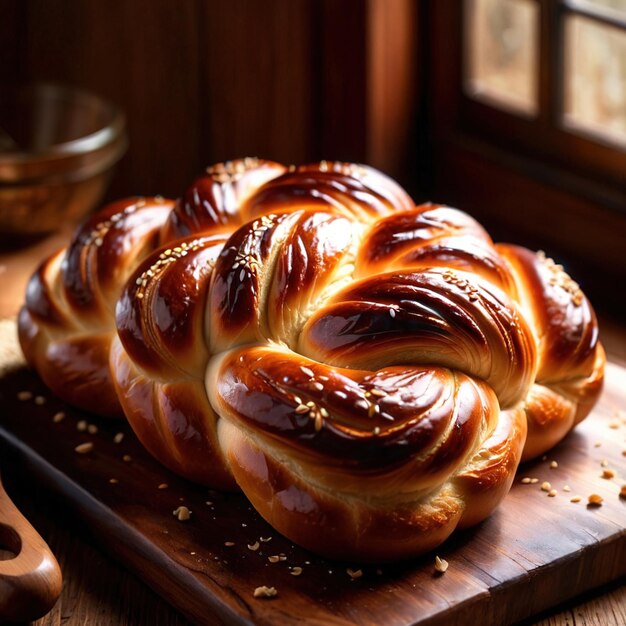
(0, 0), (420, 200)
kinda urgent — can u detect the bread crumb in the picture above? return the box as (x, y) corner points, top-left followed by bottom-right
(173, 506), (191, 521)
(434, 556), (449, 574)
(253, 586), (277, 598)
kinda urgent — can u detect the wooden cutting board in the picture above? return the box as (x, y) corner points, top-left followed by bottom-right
(0, 319), (624, 626)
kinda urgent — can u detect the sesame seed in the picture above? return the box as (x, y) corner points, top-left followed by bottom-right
(113, 432), (124, 444)
(158, 483), (168, 490)
(530, 478), (539, 484)
(253, 586), (277, 599)
(609, 421), (620, 429)
(109, 478), (119, 484)
(373, 427), (380, 435)
(52, 412), (66, 423)
(17, 391), (33, 401)
(268, 555), (280, 563)
(87, 424), (98, 435)
(247, 542), (260, 551)
(347, 568), (363, 579)
(290, 567), (303, 576)
(594, 442), (602, 447)
(319, 407), (329, 418)
(548, 489), (558, 497)
(389, 309), (396, 318)
(224, 541), (235, 547)
(550, 461), (558, 469)
(370, 388), (387, 397)
(541, 482), (551, 492)
(521, 477), (532, 484)
(601, 468), (616, 479)
(34, 395), (46, 405)
(434, 556), (449, 574)
(301, 367), (315, 378)
(563, 485), (571, 492)
(314, 413), (323, 432)
(570, 496), (582, 503)
(601, 459), (609, 467)
(588, 494), (603, 506)
(620, 486), (626, 499)
(123, 454), (132, 462)
(295, 404), (309, 414)
(312, 382), (324, 391)
(77, 420), (87, 432)
(260, 536), (272, 542)
(75, 442), (94, 454)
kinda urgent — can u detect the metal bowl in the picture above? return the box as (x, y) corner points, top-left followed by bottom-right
(0, 83), (127, 239)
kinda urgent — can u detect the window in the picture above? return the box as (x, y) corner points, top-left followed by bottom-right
(460, 0), (626, 184)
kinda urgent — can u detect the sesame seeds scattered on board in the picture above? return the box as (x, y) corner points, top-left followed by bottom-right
(253, 586), (277, 599)
(75, 442), (93, 454)
(434, 556), (449, 574)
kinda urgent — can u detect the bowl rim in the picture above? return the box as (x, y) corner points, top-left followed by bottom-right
(0, 82), (126, 164)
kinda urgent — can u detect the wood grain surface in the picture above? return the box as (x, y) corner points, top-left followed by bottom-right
(0, 320), (624, 626)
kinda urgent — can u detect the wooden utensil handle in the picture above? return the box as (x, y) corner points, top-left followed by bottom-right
(0, 476), (62, 622)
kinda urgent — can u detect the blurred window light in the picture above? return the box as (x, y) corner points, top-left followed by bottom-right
(464, 0), (539, 116)
(564, 14), (626, 146)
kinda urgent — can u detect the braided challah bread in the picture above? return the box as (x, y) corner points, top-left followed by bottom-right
(19, 159), (605, 561)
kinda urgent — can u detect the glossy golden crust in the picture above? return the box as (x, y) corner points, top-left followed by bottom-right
(21, 159), (605, 561)
(18, 197), (175, 416)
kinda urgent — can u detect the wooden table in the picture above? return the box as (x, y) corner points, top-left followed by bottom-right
(1, 234), (625, 626)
